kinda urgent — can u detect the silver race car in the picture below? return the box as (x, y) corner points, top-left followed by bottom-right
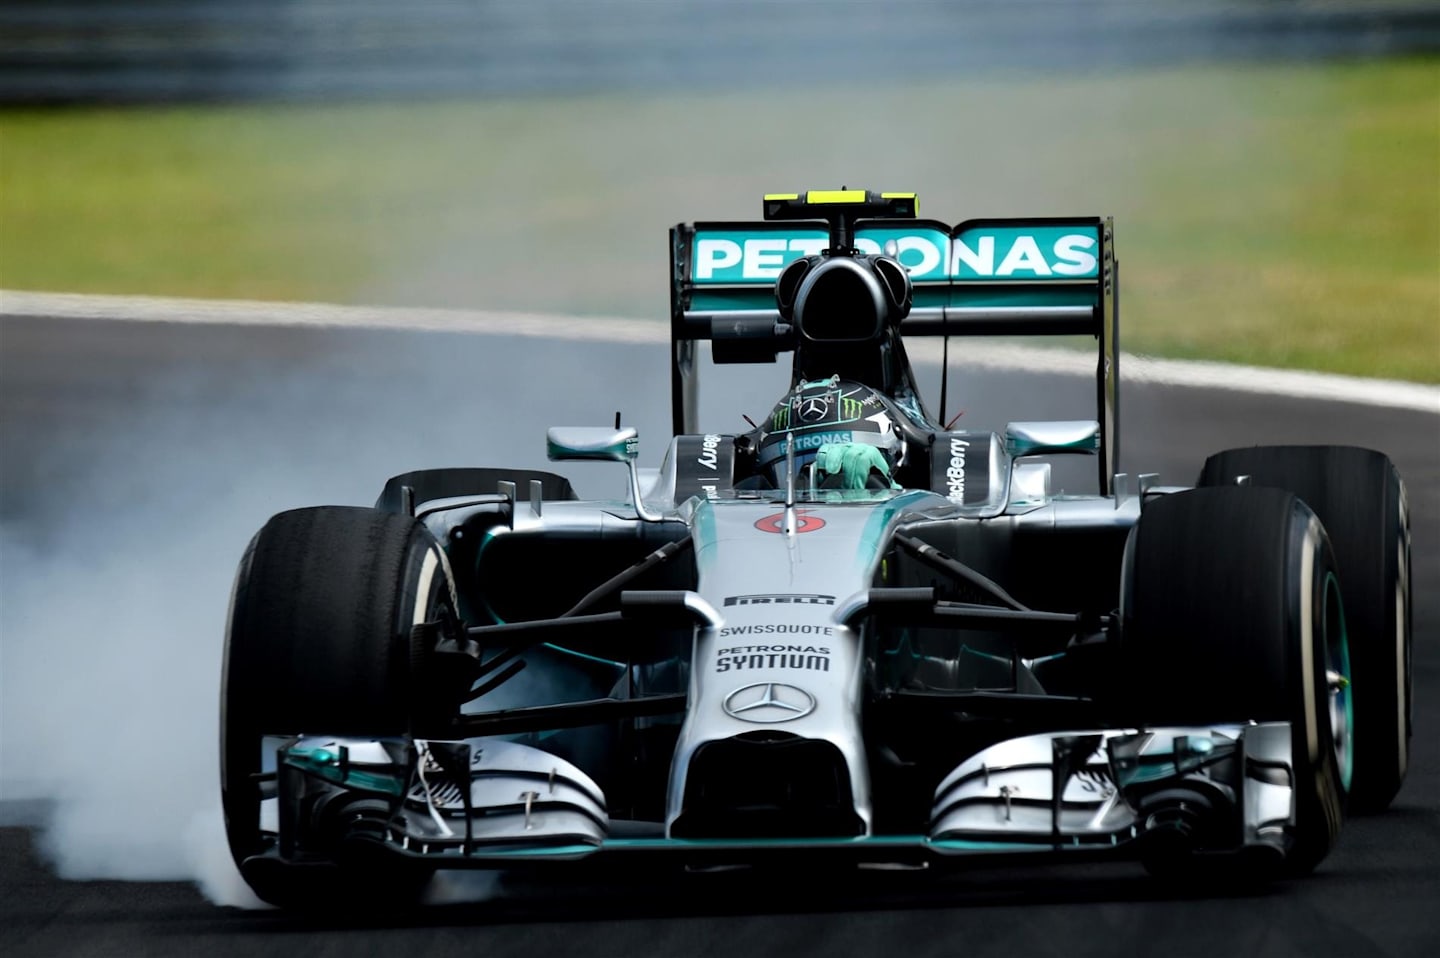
(222, 191), (1412, 906)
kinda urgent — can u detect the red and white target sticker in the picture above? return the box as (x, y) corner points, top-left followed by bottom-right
(753, 510), (826, 534)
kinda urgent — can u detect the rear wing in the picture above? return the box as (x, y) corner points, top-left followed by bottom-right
(667, 215), (1120, 493)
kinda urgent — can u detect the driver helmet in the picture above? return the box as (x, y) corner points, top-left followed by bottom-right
(757, 376), (902, 488)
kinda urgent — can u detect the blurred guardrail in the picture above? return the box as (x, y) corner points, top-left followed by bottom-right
(2, 0), (1438, 103)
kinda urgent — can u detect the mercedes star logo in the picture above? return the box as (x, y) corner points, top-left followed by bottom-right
(797, 394), (830, 422)
(722, 682), (816, 723)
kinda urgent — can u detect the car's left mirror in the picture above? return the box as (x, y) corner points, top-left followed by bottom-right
(547, 426), (640, 463)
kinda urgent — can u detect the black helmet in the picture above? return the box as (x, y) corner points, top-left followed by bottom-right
(757, 376), (902, 488)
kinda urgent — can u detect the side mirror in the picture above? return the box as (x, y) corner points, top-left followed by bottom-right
(547, 426), (639, 463)
(1005, 420), (1100, 457)
(546, 425), (661, 522)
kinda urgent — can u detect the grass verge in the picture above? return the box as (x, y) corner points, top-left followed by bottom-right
(1, 57), (1436, 380)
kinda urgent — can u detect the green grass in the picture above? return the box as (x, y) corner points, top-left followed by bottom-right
(1, 57), (1437, 381)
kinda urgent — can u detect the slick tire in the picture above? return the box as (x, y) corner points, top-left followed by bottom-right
(221, 506), (455, 906)
(1200, 445), (1411, 813)
(1121, 486), (1348, 877)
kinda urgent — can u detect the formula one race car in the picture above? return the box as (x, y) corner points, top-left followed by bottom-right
(222, 190), (1413, 906)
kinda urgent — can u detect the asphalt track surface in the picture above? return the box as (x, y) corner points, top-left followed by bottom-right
(1, 315), (1437, 957)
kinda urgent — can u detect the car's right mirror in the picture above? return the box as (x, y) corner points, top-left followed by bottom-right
(546, 426), (640, 463)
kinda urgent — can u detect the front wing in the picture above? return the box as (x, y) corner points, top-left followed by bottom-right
(253, 722), (1298, 872)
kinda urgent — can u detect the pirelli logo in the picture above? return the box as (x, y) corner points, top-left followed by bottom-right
(723, 593), (837, 607)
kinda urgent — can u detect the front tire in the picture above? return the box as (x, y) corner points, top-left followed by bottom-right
(221, 506), (454, 906)
(1200, 445), (1411, 813)
(1121, 486), (1348, 876)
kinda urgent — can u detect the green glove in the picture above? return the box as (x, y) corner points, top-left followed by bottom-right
(814, 442), (899, 490)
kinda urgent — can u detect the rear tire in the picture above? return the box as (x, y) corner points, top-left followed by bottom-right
(1200, 445), (1411, 813)
(221, 506), (455, 906)
(1121, 486), (1347, 876)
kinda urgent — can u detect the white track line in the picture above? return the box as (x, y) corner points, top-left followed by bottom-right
(0, 289), (665, 344)
(3, 289), (1436, 414)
